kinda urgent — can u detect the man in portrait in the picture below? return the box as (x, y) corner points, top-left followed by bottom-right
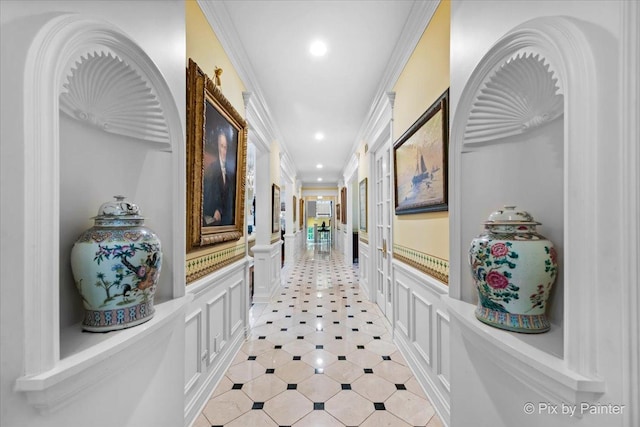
(203, 124), (235, 226)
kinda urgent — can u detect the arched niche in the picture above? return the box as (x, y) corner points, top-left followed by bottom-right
(448, 16), (604, 402)
(16, 13), (187, 412)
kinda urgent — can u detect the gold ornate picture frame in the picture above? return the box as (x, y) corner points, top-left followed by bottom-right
(186, 58), (247, 252)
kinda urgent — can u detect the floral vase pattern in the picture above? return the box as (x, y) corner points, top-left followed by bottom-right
(71, 196), (162, 332)
(469, 206), (557, 333)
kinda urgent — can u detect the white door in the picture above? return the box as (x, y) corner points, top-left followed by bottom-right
(374, 145), (393, 320)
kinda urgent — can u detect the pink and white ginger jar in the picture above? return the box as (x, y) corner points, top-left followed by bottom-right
(469, 206), (558, 333)
(71, 196), (162, 332)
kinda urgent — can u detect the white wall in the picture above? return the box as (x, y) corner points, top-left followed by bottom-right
(1, 1), (186, 426)
(450, 1), (633, 426)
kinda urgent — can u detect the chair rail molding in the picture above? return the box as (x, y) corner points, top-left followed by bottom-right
(18, 12), (185, 404)
(449, 16), (599, 378)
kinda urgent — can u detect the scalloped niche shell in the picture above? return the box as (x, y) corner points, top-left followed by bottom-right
(59, 52), (170, 146)
(463, 53), (564, 145)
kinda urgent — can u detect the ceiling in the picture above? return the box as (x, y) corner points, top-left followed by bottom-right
(209, 1), (420, 187)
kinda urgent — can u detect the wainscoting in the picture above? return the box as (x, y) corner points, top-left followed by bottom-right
(392, 259), (451, 426)
(184, 259), (251, 426)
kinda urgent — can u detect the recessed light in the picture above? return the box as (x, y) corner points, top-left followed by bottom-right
(316, 164), (323, 169)
(309, 40), (328, 57)
(314, 132), (324, 141)
(318, 196), (323, 199)
(317, 177), (323, 182)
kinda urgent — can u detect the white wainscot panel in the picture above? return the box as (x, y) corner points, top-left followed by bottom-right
(412, 293), (433, 367)
(184, 309), (202, 396)
(206, 291), (227, 365)
(395, 279), (411, 338)
(229, 279), (244, 336)
(436, 310), (451, 393)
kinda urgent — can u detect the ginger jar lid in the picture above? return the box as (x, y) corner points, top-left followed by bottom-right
(94, 195), (144, 223)
(484, 205), (540, 227)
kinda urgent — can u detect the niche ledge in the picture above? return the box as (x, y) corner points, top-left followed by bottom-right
(15, 295), (192, 414)
(446, 297), (605, 405)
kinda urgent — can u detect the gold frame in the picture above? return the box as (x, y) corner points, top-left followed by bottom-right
(359, 178), (368, 232)
(186, 58), (247, 252)
(293, 195), (297, 223)
(299, 198), (304, 229)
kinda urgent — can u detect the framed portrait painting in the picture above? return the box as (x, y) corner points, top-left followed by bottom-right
(299, 198), (304, 229)
(394, 89), (449, 214)
(359, 178), (367, 232)
(186, 58), (247, 252)
(272, 184), (280, 233)
(293, 195), (297, 223)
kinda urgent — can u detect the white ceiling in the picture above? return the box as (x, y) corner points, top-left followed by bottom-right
(211, 0), (420, 187)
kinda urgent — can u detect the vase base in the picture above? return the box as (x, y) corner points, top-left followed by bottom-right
(475, 305), (550, 333)
(82, 301), (155, 332)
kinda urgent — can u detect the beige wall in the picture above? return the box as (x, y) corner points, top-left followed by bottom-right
(392, 0), (450, 261)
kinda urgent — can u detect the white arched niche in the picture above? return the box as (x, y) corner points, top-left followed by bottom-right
(448, 16), (605, 403)
(16, 13), (187, 412)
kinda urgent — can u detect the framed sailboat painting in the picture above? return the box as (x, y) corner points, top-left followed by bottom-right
(393, 89), (449, 214)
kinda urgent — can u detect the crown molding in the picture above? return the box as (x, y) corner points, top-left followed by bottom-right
(345, 0), (439, 168)
(197, 0), (295, 173)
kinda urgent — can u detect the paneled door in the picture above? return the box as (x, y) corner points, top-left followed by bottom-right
(374, 144), (393, 321)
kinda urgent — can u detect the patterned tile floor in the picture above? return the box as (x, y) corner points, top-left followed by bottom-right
(193, 246), (444, 427)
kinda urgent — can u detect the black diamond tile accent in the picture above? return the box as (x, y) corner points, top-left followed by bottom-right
(300, 321), (306, 324)
(374, 402), (385, 410)
(293, 356), (301, 360)
(341, 384), (351, 390)
(345, 305), (351, 308)
(286, 315), (292, 318)
(338, 355), (346, 361)
(248, 356), (257, 360)
(352, 328), (359, 332)
(316, 345), (324, 349)
(331, 309), (337, 312)
(281, 328), (288, 331)
(333, 321), (340, 324)
(373, 336), (381, 340)
(297, 336), (304, 340)
(314, 402), (325, 410)
(361, 309), (367, 312)
(258, 336), (266, 340)
(274, 345), (282, 349)
(272, 310), (278, 312)
(232, 383), (243, 390)
(266, 368), (275, 374)
(382, 355), (391, 360)
(335, 336), (342, 340)
(302, 310), (308, 312)
(287, 384), (297, 390)
(357, 345), (365, 349)
(364, 368), (374, 374)
(316, 315), (323, 318)
(348, 315), (354, 318)
(252, 402), (264, 410)
(266, 321), (273, 324)
(315, 368), (324, 374)
(396, 384), (407, 390)
(277, 300), (282, 303)
(367, 321), (374, 324)
(289, 305), (295, 308)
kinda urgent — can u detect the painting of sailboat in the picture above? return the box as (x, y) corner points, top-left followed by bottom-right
(394, 89), (449, 214)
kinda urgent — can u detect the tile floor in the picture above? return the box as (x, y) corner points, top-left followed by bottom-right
(193, 246), (444, 427)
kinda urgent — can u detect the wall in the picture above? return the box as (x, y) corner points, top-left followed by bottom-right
(1, 1), (186, 426)
(183, 3), (251, 425)
(449, 1), (632, 427)
(392, 0), (450, 273)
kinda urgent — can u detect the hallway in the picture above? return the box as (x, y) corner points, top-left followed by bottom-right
(192, 246), (444, 427)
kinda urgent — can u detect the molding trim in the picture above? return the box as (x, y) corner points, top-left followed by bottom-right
(198, 1), (294, 168)
(449, 16), (600, 376)
(394, 244), (449, 285)
(186, 244), (246, 283)
(447, 297), (605, 405)
(349, 0), (438, 160)
(621, 2), (640, 426)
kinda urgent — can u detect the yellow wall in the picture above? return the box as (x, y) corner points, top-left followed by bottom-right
(392, 0), (450, 260)
(186, 0), (246, 116)
(185, 1), (248, 272)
